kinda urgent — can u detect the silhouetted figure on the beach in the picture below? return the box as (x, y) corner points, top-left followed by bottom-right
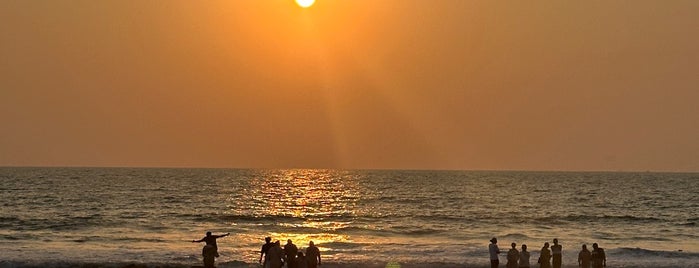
(590, 243), (606, 268)
(192, 232), (229, 268)
(266, 240), (284, 268)
(192, 232), (230, 257)
(489, 237), (501, 268)
(306, 241), (321, 268)
(295, 251), (308, 268)
(551, 239), (562, 268)
(260, 237), (273, 267)
(578, 244), (591, 268)
(201, 244), (216, 268)
(284, 239), (299, 268)
(519, 244), (530, 268)
(507, 242), (519, 268)
(538, 242), (551, 268)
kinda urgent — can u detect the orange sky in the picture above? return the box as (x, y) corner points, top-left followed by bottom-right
(1, 0), (697, 171)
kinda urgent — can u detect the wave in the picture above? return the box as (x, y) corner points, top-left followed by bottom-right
(2, 235), (20, 241)
(317, 241), (366, 250)
(334, 225), (446, 236)
(192, 213), (362, 223)
(116, 209), (684, 228)
(510, 214), (665, 224)
(0, 216), (20, 229)
(0, 216), (107, 232)
(355, 214), (671, 224)
(491, 214), (668, 225)
(500, 233), (533, 240)
(389, 228), (444, 236)
(681, 218), (698, 226)
(612, 247), (699, 259)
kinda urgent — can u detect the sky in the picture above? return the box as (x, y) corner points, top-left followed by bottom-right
(1, 0), (697, 171)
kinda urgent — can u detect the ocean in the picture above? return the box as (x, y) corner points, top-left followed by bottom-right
(0, 168), (697, 268)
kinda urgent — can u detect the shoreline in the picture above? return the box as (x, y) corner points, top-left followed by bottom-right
(1, 260), (696, 268)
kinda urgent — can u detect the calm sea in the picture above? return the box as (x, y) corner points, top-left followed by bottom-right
(0, 168), (697, 268)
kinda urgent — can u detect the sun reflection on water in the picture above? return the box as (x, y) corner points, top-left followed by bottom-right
(231, 169), (361, 251)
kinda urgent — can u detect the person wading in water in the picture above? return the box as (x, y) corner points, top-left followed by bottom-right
(192, 231), (230, 268)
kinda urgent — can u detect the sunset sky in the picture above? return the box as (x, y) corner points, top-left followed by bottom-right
(1, 0), (697, 171)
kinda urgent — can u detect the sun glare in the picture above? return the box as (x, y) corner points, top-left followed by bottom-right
(295, 0), (315, 8)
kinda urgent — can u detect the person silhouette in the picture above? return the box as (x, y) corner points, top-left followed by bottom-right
(192, 231), (230, 257)
(551, 239), (562, 268)
(295, 251), (309, 268)
(507, 242), (520, 268)
(538, 242), (551, 268)
(578, 244), (591, 268)
(591, 243), (606, 268)
(260, 237), (273, 267)
(519, 244), (530, 268)
(489, 237), (501, 268)
(266, 240), (284, 268)
(201, 245), (216, 268)
(306, 241), (321, 268)
(284, 239), (299, 268)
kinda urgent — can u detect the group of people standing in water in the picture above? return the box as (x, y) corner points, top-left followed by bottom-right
(192, 232), (321, 268)
(489, 237), (607, 268)
(259, 236), (322, 268)
(191, 232), (607, 268)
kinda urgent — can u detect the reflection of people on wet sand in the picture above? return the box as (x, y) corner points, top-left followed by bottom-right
(284, 239), (299, 268)
(591, 243), (606, 268)
(260, 237), (273, 267)
(551, 239), (562, 268)
(538, 242), (551, 268)
(489, 237), (501, 268)
(578, 244), (591, 268)
(507, 242), (519, 268)
(306, 241), (321, 268)
(519, 244), (530, 268)
(192, 231), (229, 268)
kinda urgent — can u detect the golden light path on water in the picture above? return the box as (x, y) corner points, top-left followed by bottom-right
(230, 169), (365, 259)
(2, 169), (696, 267)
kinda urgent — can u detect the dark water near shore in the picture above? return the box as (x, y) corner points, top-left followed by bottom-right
(0, 168), (697, 267)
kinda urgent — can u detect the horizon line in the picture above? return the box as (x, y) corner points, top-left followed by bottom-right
(1, 165), (697, 174)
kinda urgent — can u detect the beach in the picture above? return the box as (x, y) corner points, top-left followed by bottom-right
(1, 168), (697, 268)
(2, 259), (698, 268)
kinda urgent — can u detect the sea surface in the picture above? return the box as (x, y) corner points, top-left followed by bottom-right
(0, 168), (697, 268)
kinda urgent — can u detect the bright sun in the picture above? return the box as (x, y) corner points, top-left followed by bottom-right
(295, 0), (315, 8)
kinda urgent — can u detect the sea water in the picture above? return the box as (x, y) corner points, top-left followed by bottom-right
(0, 168), (697, 268)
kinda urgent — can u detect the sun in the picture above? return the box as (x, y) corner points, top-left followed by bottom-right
(295, 0), (315, 8)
